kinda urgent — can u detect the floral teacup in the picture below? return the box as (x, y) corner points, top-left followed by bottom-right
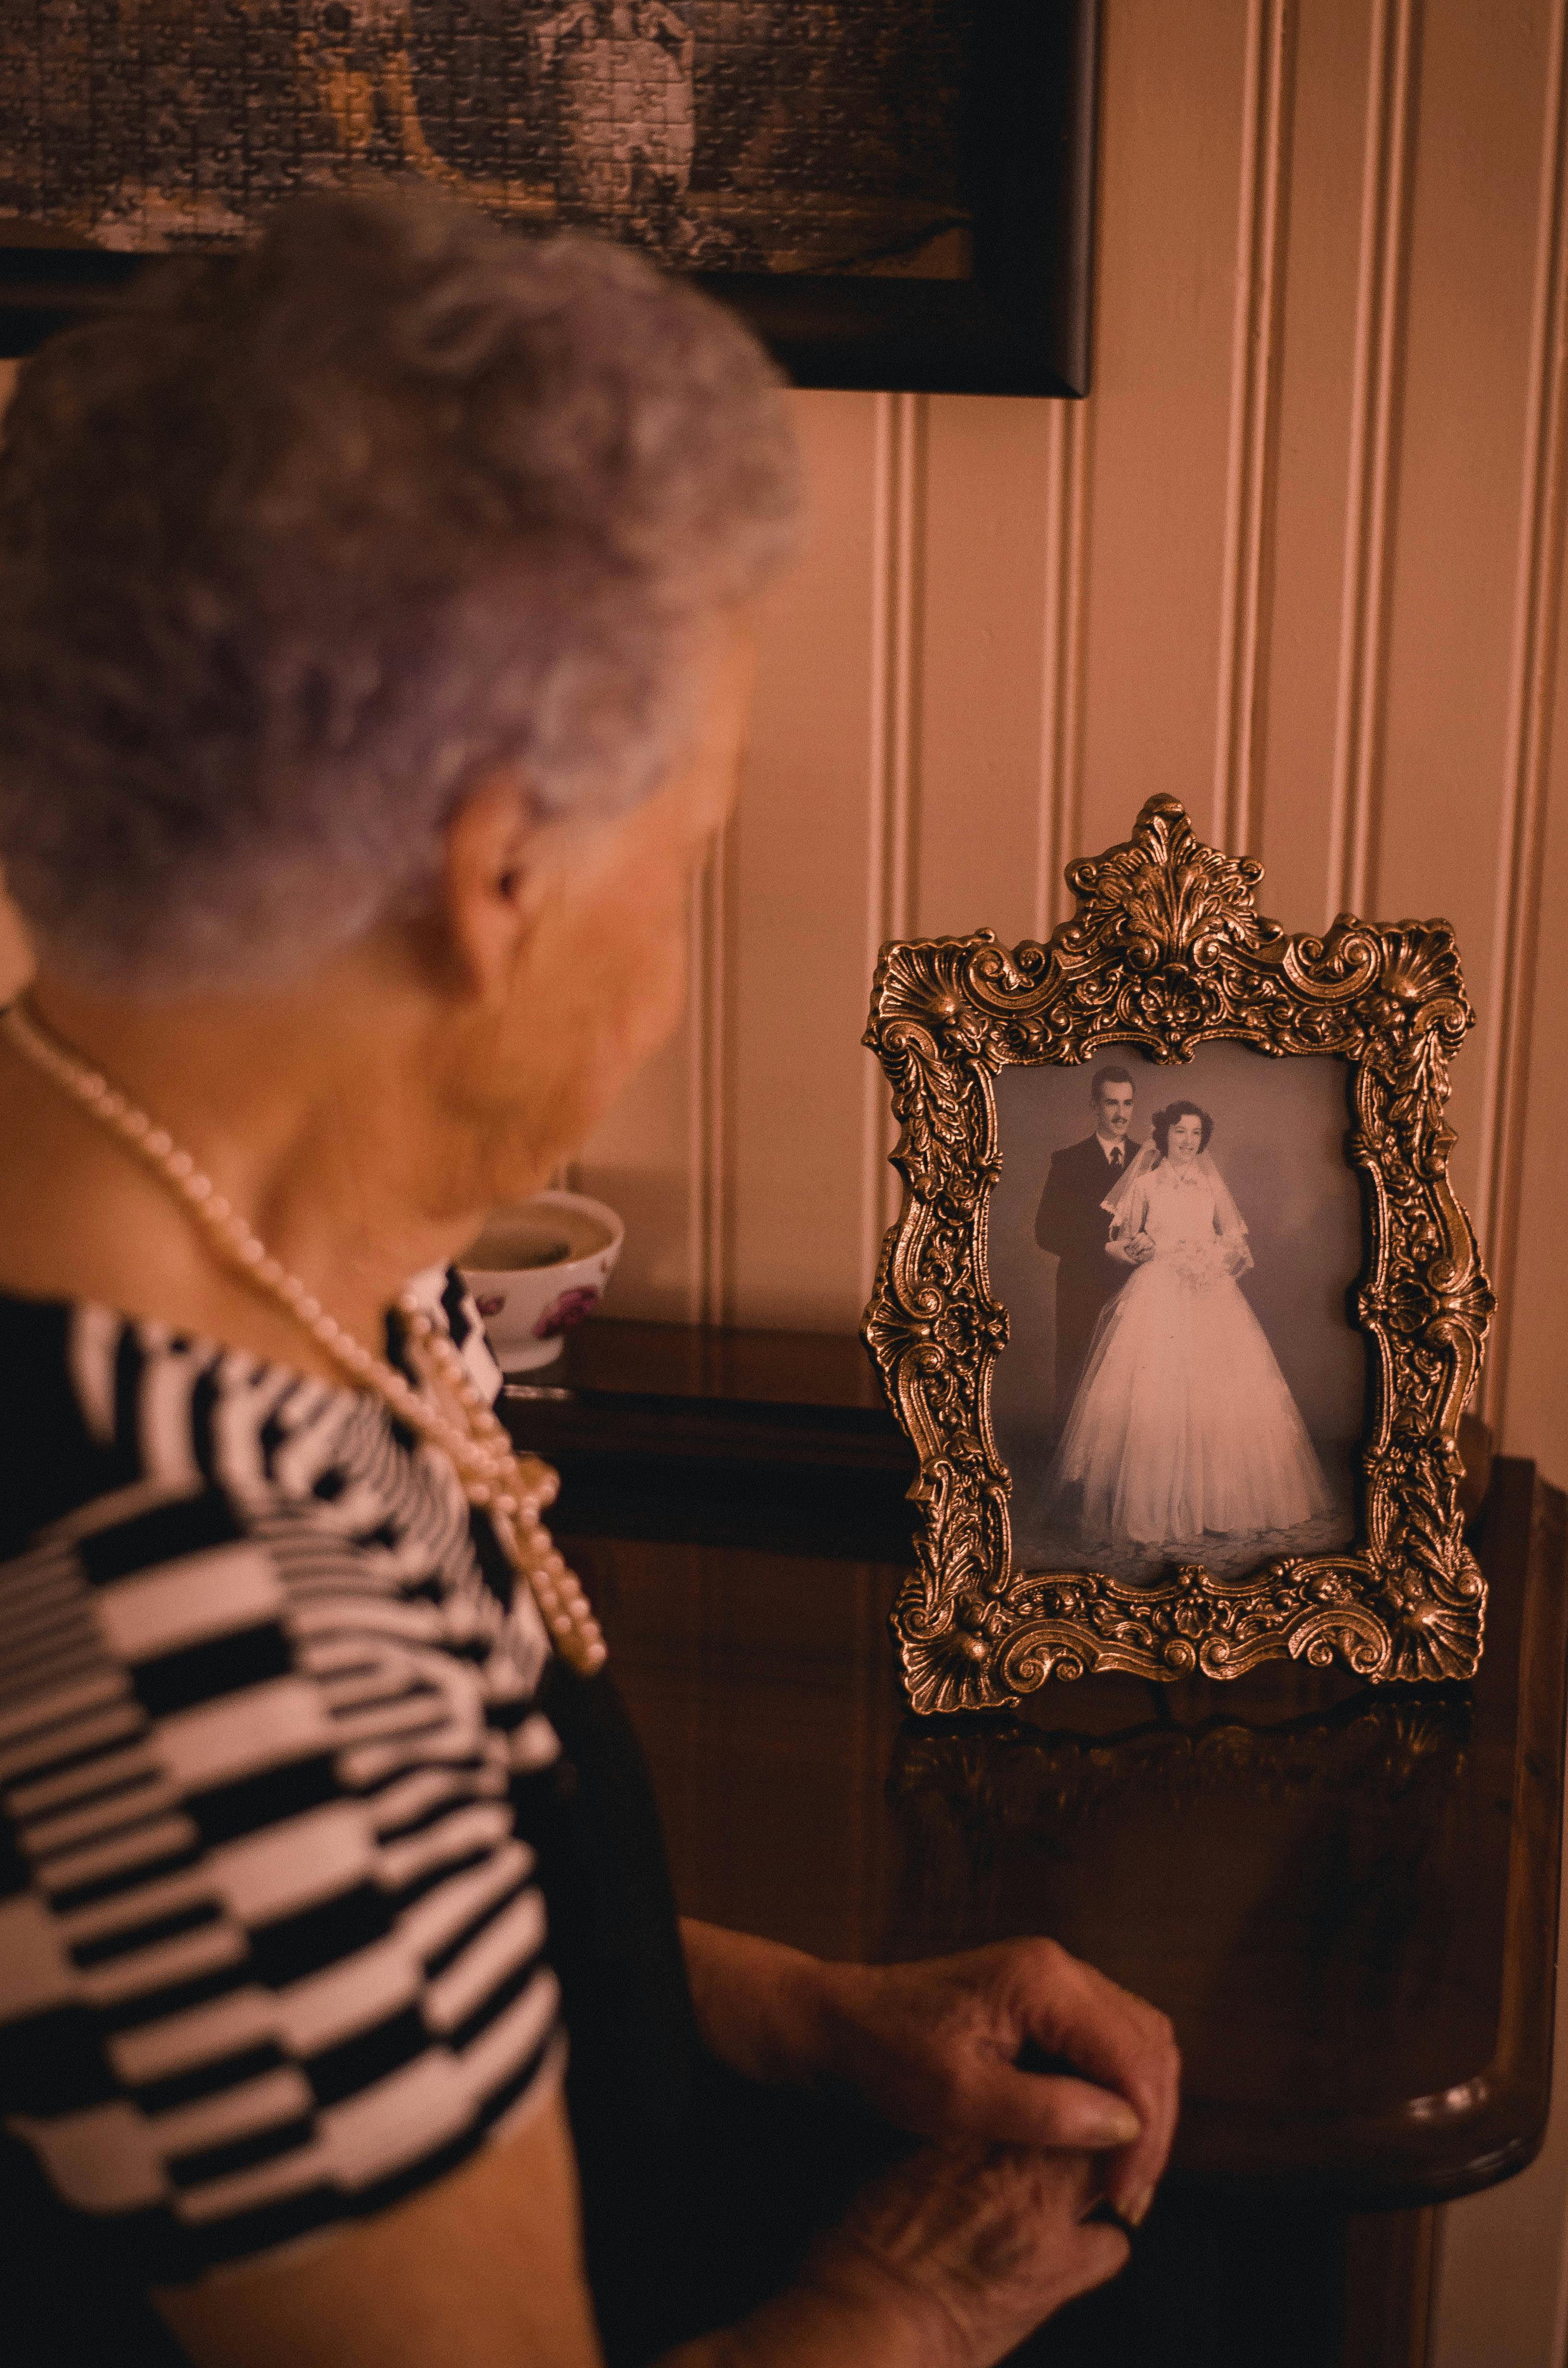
(459, 1189), (624, 1372)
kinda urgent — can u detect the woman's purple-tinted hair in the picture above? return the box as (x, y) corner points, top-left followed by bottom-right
(0, 186), (800, 992)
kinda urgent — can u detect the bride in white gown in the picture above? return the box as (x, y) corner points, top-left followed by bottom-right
(1045, 1099), (1336, 1552)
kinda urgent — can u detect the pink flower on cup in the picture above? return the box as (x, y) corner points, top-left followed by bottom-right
(474, 1293), (507, 1318)
(534, 1285), (601, 1341)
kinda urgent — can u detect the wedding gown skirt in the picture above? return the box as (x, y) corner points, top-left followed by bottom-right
(1048, 1250), (1336, 1549)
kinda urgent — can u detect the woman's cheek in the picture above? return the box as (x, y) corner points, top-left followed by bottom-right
(585, 904), (690, 1104)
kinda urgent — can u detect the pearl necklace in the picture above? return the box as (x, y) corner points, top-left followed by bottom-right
(1, 999), (607, 1677)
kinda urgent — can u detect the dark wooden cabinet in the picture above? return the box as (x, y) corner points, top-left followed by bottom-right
(506, 1321), (1566, 2368)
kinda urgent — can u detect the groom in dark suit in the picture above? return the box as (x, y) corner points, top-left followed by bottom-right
(1035, 1065), (1149, 1425)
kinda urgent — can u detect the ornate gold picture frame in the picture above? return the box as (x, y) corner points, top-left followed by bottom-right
(862, 796), (1493, 1714)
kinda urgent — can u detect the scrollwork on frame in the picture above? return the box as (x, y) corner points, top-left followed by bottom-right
(862, 796), (1493, 1714)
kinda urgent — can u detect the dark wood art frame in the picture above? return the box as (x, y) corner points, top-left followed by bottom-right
(0, 0), (1098, 395)
(862, 796), (1494, 1715)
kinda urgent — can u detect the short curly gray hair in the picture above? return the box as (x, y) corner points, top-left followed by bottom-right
(0, 188), (800, 992)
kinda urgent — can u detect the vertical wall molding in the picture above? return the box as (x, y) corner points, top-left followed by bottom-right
(686, 831), (733, 1326)
(1326, 0), (1421, 921)
(1213, 0), (1295, 856)
(1034, 399), (1092, 937)
(858, 391), (928, 1304)
(1474, 0), (1568, 1431)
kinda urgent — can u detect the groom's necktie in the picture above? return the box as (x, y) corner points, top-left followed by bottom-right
(1109, 1145), (1124, 1172)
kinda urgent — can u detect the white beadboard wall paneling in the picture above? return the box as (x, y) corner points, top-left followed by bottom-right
(914, 395), (1051, 954)
(1496, 527), (1568, 1490)
(1034, 396), (1093, 937)
(1075, 0), (1254, 846)
(1255, 0), (1376, 928)
(1212, 0), (1295, 857)
(860, 390), (926, 1285)
(1474, 0), (1568, 1435)
(1324, 0), (1420, 924)
(1374, 0), (1556, 1227)
(727, 390), (885, 1332)
(690, 833), (734, 1326)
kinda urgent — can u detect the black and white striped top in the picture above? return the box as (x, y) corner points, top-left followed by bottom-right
(0, 1270), (565, 2284)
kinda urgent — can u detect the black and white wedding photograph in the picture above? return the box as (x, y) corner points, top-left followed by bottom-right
(988, 1042), (1365, 1582)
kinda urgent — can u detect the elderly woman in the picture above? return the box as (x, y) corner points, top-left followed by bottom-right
(0, 193), (1177, 2368)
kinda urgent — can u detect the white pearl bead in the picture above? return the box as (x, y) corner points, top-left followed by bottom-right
(3, 998), (603, 1678)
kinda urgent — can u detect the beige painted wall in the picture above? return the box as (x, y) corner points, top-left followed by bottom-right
(575, 7), (1568, 2357)
(1, 4), (1566, 2353)
(571, 0), (1568, 1508)
(2, 0), (1562, 1477)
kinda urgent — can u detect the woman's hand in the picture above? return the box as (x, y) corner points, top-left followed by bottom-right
(816, 1940), (1178, 2231)
(801, 2141), (1129, 2368)
(1106, 1231), (1154, 1268)
(680, 1925), (1179, 2233)
(666, 2142), (1129, 2368)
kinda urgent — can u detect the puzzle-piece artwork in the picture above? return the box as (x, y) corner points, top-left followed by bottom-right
(0, 2), (975, 277)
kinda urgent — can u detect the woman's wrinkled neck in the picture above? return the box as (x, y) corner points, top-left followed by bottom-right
(0, 951), (499, 1367)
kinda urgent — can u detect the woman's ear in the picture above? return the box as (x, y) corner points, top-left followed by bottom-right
(439, 775), (538, 1002)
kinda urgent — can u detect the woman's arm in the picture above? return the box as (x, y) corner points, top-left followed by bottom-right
(157, 2064), (1126, 2368)
(680, 1922), (1177, 2229)
(679, 1919), (839, 2086)
(156, 2089), (603, 2368)
(1105, 1230), (1154, 1267)
(1103, 1179), (1154, 1267)
(666, 2143), (1126, 2368)
(1215, 1209), (1253, 1276)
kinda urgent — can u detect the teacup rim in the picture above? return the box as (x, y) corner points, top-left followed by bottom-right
(459, 1187), (624, 1275)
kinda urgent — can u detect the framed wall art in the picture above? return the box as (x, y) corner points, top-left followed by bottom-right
(0, 0), (1098, 394)
(862, 795), (1494, 1714)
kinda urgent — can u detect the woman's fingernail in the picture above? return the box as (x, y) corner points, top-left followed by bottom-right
(1126, 2183), (1155, 2227)
(1089, 2103), (1142, 2147)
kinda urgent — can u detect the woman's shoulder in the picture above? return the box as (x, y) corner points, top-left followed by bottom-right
(0, 1289), (142, 1552)
(0, 1280), (569, 2287)
(0, 1268), (499, 1545)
